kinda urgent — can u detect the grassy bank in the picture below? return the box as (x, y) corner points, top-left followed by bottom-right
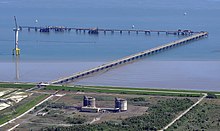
(44, 85), (207, 97)
(81, 85), (220, 94)
(1, 83), (220, 97)
(0, 94), (48, 125)
(0, 83), (34, 89)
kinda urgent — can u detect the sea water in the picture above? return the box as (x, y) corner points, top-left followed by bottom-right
(0, 0), (220, 91)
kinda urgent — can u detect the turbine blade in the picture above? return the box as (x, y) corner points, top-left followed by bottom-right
(14, 16), (18, 29)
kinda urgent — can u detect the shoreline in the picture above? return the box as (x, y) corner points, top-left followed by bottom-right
(1, 82), (220, 97)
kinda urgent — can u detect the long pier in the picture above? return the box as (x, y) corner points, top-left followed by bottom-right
(51, 31), (208, 85)
(19, 26), (200, 35)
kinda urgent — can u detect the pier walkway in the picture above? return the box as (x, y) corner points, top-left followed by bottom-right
(51, 31), (208, 85)
(19, 26), (200, 35)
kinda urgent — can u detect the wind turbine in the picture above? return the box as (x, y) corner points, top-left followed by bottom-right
(13, 16), (20, 56)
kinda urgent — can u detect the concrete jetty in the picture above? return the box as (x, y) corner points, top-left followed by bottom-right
(51, 31), (208, 85)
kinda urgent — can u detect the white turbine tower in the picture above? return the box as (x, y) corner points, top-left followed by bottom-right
(13, 16), (20, 56)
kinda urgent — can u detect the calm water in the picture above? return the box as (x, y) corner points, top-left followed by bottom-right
(0, 0), (220, 91)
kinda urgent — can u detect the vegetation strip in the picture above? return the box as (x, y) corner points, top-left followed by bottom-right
(44, 85), (220, 98)
(0, 94), (48, 125)
(0, 83), (35, 89)
(85, 85), (220, 94)
(50, 85), (220, 94)
(1, 83), (220, 97)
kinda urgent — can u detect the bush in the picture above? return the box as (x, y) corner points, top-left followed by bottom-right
(129, 97), (146, 102)
(66, 116), (86, 124)
(48, 102), (65, 108)
(206, 93), (217, 99)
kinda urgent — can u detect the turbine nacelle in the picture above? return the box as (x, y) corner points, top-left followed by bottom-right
(13, 28), (20, 31)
